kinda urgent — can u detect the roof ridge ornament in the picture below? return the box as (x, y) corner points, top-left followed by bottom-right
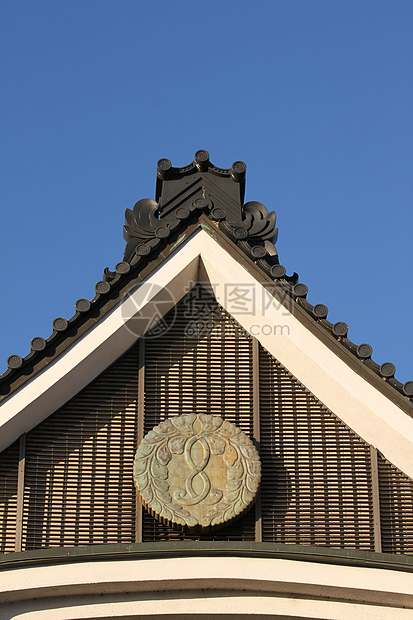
(123, 150), (279, 265)
(155, 150), (246, 208)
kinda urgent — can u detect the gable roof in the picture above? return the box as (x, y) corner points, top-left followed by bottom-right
(0, 151), (412, 474)
(1, 151), (412, 403)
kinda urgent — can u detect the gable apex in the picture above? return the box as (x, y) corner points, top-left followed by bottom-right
(1, 153), (412, 412)
(0, 227), (413, 483)
(1, 153), (412, 476)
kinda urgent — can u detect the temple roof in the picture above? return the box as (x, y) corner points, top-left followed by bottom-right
(1, 151), (412, 409)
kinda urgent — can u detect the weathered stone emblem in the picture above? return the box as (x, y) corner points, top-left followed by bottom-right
(134, 413), (261, 529)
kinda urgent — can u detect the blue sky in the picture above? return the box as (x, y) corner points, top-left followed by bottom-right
(1, 1), (412, 383)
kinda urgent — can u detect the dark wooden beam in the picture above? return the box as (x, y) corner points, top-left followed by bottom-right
(370, 446), (382, 553)
(253, 338), (262, 543)
(14, 433), (26, 552)
(135, 337), (145, 544)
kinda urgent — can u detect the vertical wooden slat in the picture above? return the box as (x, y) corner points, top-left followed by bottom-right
(370, 446), (382, 553)
(135, 337), (145, 544)
(14, 433), (26, 552)
(253, 337), (262, 542)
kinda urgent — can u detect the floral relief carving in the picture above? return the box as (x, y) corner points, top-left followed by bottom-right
(133, 413), (261, 529)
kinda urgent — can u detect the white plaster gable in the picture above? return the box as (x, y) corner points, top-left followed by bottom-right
(1, 227), (412, 480)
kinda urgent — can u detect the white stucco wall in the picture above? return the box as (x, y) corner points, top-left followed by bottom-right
(1, 555), (413, 619)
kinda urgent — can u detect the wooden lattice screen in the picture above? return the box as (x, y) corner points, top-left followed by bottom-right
(0, 441), (19, 553)
(259, 350), (374, 549)
(0, 285), (412, 554)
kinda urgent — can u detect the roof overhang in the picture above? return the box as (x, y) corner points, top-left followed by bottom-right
(1, 226), (413, 478)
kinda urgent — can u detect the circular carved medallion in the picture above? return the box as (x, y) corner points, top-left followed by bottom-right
(134, 413), (261, 529)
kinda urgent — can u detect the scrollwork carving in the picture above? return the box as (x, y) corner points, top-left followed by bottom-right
(133, 413), (261, 529)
